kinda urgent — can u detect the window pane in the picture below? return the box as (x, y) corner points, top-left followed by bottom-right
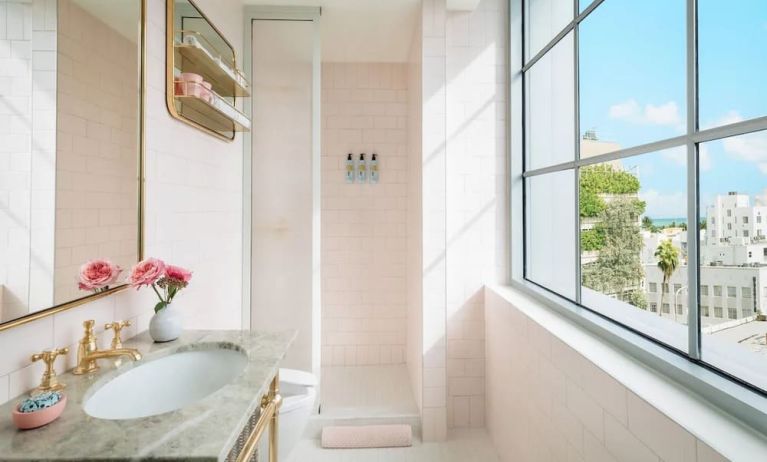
(579, 0), (685, 151)
(526, 32), (574, 170)
(700, 132), (767, 391)
(525, 0), (573, 60)
(580, 148), (688, 352)
(699, 0), (767, 129)
(527, 171), (576, 299)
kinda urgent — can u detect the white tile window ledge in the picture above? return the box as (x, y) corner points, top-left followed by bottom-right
(488, 283), (767, 461)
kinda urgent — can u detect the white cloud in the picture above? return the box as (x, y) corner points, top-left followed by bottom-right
(608, 99), (682, 129)
(608, 99), (640, 119)
(640, 189), (687, 218)
(660, 145), (712, 172)
(644, 102), (681, 126)
(716, 111), (767, 173)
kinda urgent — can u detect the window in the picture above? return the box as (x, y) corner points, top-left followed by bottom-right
(728, 308), (738, 320)
(714, 306), (723, 318)
(519, 0), (767, 394)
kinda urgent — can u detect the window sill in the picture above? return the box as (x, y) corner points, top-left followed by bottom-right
(490, 281), (767, 460)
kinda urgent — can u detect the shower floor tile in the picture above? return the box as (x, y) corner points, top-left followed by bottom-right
(320, 365), (419, 419)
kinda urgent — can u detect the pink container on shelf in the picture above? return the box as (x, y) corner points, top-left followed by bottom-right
(11, 395), (67, 430)
(179, 72), (203, 83)
(200, 81), (213, 103)
(174, 80), (187, 96)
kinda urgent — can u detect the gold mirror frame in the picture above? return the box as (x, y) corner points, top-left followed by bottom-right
(165, 0), (240, 142)
(0, 0), (147, 333)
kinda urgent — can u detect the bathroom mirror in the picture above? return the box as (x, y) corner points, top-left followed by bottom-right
(0, 0), (145, 330)
(166, 0), (250, 141)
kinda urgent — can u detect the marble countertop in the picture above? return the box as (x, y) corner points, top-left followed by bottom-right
(0, 329), (296, 461)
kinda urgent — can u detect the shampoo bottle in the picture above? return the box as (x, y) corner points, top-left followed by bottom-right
(357, 153), (367, 183)
(370, 153), (379, 184)
(345, 153), (355, 183)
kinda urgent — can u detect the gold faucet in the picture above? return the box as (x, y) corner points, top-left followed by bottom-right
(30, 347), (69, 395)
(73, 320), (142, 375)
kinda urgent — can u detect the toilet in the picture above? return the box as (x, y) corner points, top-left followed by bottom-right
(275, 368), (317, 458)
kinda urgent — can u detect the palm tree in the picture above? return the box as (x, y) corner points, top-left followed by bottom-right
(655, 240), (680, 316)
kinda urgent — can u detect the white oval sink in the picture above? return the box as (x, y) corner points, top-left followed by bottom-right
(84, 348), (247, 420)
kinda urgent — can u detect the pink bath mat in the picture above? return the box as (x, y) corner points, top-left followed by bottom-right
(321, 424), (413, 449)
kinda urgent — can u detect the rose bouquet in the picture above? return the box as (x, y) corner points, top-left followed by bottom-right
(78, 259), (122, 293)
(128, 258), (192, 313)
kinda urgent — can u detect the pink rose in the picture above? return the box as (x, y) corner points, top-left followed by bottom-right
(78, 259), (122, 291)
(165, 265), (192, 284)
(129, 258), (166, 288)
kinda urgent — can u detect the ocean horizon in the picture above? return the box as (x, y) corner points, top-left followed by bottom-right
(650, 217), (688, 227)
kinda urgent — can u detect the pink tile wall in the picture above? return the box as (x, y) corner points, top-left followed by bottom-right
(54, 0), (140, 304)
(485, 287), (731, 462)
(0, 0), (245, 406)
(444, 0), (508, 429)
(321, 62), (409, 367)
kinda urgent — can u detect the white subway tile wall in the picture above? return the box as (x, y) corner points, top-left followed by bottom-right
(321, 62), (409, 368)
(485, 288), (730, 462)
(444, 0), (508, 430)
(0, 0), (244, 406)
(420, 0), (449, 442)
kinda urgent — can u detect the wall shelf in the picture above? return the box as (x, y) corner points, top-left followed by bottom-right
(166, 0), (250, 141)
(175, 33), (250, 97)
(175, 85), (251, 132)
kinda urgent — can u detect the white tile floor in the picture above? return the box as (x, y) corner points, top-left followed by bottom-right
(286, 429), (501, 462)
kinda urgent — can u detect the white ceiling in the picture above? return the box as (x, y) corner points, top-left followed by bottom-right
(243, 0), (421, 62)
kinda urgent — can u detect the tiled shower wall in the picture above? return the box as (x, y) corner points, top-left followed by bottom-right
(445, 0), (508, 429)
(321, 62), (409, 366)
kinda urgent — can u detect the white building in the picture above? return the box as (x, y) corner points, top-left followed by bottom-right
(706, 192), (767, 246)
(644, 264), (765, 326)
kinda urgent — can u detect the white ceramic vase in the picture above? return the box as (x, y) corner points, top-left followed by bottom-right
(149, 303), (182, 342)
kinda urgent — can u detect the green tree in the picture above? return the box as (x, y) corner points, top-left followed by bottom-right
(641, 216), (653, 230)
(582, 197), (647, 308)
(654, 240), (680, 315)
(579, 164), (641, 218)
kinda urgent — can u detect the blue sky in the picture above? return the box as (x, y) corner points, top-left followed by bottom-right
(578, 0), (767, 219)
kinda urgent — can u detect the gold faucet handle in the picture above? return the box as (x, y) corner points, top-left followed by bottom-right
(104, 320), (131, 349)
(30, 347), (69, 395)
